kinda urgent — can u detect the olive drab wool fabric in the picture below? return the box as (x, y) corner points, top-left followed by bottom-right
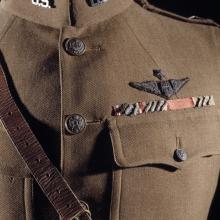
(0, 0), (220, 219)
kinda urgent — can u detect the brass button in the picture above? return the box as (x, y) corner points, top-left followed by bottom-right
(65, 114), (86, 135)
(64, 38), (86, 56)
(174, 149), (187, 162)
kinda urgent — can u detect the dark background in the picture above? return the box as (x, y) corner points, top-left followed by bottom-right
(148, 0), (220, 23)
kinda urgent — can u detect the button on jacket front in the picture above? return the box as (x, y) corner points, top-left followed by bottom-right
(0, 0), (220, 219)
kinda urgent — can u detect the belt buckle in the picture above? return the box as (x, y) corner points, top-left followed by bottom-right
(72, 201), (92, 220)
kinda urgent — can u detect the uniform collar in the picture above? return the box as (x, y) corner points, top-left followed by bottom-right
(0, 0), (133, 29)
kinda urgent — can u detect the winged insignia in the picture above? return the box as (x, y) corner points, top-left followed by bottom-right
(129, 69), (190, 99)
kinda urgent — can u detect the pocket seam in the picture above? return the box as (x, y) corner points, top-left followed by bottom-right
(24, 177), (34, 220)
(110, 169), (122, 220)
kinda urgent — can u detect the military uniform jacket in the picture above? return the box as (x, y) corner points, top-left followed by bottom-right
(0, 0), (220, 219)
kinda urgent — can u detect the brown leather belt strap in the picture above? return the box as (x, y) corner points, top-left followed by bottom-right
(0, 63), (92, 220)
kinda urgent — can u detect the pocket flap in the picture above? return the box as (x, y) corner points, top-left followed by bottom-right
(107, 106), (220, 169)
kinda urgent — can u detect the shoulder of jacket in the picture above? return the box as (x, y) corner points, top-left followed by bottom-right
(134, 0), (220, 28)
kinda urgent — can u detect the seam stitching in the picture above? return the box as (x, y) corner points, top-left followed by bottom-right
(0, 14), (16, 42)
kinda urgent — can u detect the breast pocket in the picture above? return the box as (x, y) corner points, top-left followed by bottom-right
(107, 106), (220, 220)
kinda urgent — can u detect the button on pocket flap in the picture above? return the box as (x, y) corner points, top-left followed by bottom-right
(107, 106), (220, 169)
